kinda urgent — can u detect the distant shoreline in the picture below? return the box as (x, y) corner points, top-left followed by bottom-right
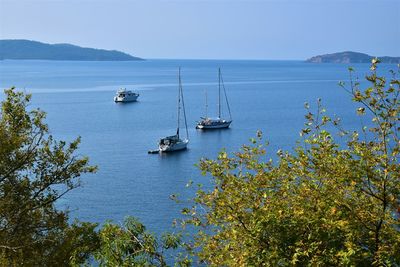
(0, 39), (143, 61)
(306, 51), (400, 64)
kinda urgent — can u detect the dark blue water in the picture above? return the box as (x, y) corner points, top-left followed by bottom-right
(0, 59), (396, 234)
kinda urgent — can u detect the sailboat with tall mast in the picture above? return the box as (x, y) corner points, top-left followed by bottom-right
(157, 68), (189, 152)
(196, 68), (232, 129)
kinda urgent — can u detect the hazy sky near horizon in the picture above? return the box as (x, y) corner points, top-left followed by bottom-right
(0, 0), (399, 60)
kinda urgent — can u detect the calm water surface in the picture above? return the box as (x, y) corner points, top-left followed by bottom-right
(0, 59), (396, 233)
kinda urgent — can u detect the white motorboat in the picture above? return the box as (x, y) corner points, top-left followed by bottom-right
(196, 68), (232, 129)
(114, 88), (139, 102)
(157, 68), (189, 152)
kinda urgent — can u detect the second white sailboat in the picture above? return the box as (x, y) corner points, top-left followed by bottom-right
(196, 68), (232, 129)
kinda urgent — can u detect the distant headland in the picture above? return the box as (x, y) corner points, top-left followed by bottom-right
(0, 39), (143, 61)
(306, 51), (400, 64)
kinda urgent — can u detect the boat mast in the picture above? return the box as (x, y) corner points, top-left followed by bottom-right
(179, 69), (189, 140)
(218, 68), (221, 119)
(176, 68), (181, 137)
(220, 69), (232, 121)
(205, 90), (208, 118)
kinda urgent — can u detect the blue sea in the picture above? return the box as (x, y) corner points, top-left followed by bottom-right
(0, 59), (396, 234)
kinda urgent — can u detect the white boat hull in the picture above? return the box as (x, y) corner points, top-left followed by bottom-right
(114, 94), (139, 102)
(159, 139), (188, 152)
(196, 120), (232, 129)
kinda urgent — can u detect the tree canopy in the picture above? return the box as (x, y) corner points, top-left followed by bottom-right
(93, 216), (185, 266)
(0, 88), (99, 266)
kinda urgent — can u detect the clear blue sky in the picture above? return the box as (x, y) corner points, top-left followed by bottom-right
(0, 0), (399, 60)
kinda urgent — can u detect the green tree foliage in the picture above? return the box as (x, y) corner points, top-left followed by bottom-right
(93, 216), (183, 267)
(181, 60), (400, 266)
(0, 88), (99, 266)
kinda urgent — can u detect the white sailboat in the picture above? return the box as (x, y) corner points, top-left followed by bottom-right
(158, 68), (189, 152)
(196, 68), (232, 129)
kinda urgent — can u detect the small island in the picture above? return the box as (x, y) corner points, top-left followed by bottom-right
(0, 39), (143, 61)
(306, 51), (400, 64)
